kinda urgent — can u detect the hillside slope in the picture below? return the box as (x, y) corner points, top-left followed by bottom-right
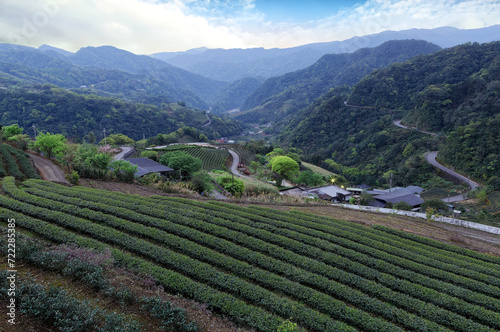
(2, 177), (500, 332)
(236, 40), (440, 125)
(279, 41), (500, 187)
(0, 43), (223, 110)
(0, 85), (241, 140)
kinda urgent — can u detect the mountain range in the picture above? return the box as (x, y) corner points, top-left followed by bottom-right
(277, 41), (500, 187)
(1, 25), (498, 116)
(152, 25), (500, 82)
(235, 39), (441, 125)
(0, 26), (499, 187)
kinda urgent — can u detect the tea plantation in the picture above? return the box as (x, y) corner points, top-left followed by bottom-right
(1, 176), (500, 331)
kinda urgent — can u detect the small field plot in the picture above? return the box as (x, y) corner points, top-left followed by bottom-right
(157, 146), (229, 171)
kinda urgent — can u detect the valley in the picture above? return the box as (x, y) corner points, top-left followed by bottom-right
(1, 23), (500, 332)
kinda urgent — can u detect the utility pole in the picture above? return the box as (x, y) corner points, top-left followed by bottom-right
(103, 128), (107, 145)
(389, 172), (393, 193)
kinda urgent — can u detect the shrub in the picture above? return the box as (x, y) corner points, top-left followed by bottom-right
(190, 170), (213, 194)
(393, 201), (413, 211)
(295, 171), (324, 186)
(216, 175), (245, 196)
(68, 170), (80, 185)
(140, 150), (159, 161)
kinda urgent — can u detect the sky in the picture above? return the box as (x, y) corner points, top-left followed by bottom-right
(1, 0), (500, 54)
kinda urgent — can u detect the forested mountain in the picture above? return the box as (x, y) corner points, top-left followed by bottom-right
(0, 44), (225, 110)
(235, 40), (441, 125)
(64, 46), (228, 102)
(348, 41), (500, 131)
(278, 41), (500, 187)
(152, 25), (500, 82)
(0, 84), (241, 140)
(208, 77), (265, 114)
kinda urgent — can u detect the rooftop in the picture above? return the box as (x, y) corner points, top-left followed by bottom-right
(125, 158), (174, 177)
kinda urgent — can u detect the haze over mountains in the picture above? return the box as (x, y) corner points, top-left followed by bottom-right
(0, 25), (499, 144)
(0, 25), (497, 117)
(152, 25), (500, 82)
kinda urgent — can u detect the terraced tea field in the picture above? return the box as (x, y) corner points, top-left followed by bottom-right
(1, 176), (500, 332)
(0, 144), (40, 179)
(156, 145), (229, 171)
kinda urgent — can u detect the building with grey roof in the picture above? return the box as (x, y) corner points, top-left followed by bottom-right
(125, 158), (174, 177)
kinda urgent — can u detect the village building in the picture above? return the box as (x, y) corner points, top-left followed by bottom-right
(125, 158), (174, 177)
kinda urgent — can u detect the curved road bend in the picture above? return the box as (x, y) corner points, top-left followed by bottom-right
(28, 153), (69, 184)
(393, 120), (438, 136)
(392, 120), (479, 202)
(113, 146), (134, 160)
(425, 152), (480, 202)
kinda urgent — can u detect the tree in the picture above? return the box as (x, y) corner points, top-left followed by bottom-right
(393, 201), (413, 211)
(33, 132), (67, 159)
(216, 174), (244, 196)
(270, 156), (299, 180)
(140, 150), (159, 161)
(266, 148), (285, 161)
(1, 124), (23, 140)
(249, 161), (260, 173)
(160, 151), (202, 180)
(359, 192), (375, 206)
(110, 160), (137, 182)
(295, 171), (323, 186)
(84, 131), (96, 144)
(402, 143), (415, 157)
(100, 133), (135, 146)
(86, 152), (112, 178)
(190, 170), (213, 194)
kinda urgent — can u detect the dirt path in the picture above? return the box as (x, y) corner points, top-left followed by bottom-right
(28, 153), (69, 184)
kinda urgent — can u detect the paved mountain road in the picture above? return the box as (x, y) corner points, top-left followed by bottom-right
(113, 146), (135, 160)
(392, 120), (479, 202)
(425, 151), (480, 202)
(28, 153), (69, 184)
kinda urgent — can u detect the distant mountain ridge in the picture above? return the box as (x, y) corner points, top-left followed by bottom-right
(235, 39), (441, 125)
(0, 43), (227, 110)
(151, 25), (500, 81)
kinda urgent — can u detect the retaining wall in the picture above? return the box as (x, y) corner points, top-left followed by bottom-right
(334, 204), (500, 235)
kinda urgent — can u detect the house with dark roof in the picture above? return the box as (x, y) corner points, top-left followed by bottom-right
(125, 158), (174, 177)
(305, 185), (352, 202)
(370, 188), (424, 209)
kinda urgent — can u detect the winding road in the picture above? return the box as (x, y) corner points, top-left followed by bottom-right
(113, 146), (135, 160)
(343, 99), (481, 202)
(393, 120), (438, 136)
(392, 120), (480, 202)
(425, 151), (480, 202)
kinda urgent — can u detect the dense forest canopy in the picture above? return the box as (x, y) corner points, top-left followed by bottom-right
(236, 40), (441, 125)
(279, 42), (500, 187)
(0, 84), (241, 140)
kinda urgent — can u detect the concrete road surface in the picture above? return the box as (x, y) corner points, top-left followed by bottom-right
(28, 153), (69, 184)
(425, 151), (480, 202)
(113, 146), (134, 160)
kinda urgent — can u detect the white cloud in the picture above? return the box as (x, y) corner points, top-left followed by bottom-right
(0, 0), (499, 53)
